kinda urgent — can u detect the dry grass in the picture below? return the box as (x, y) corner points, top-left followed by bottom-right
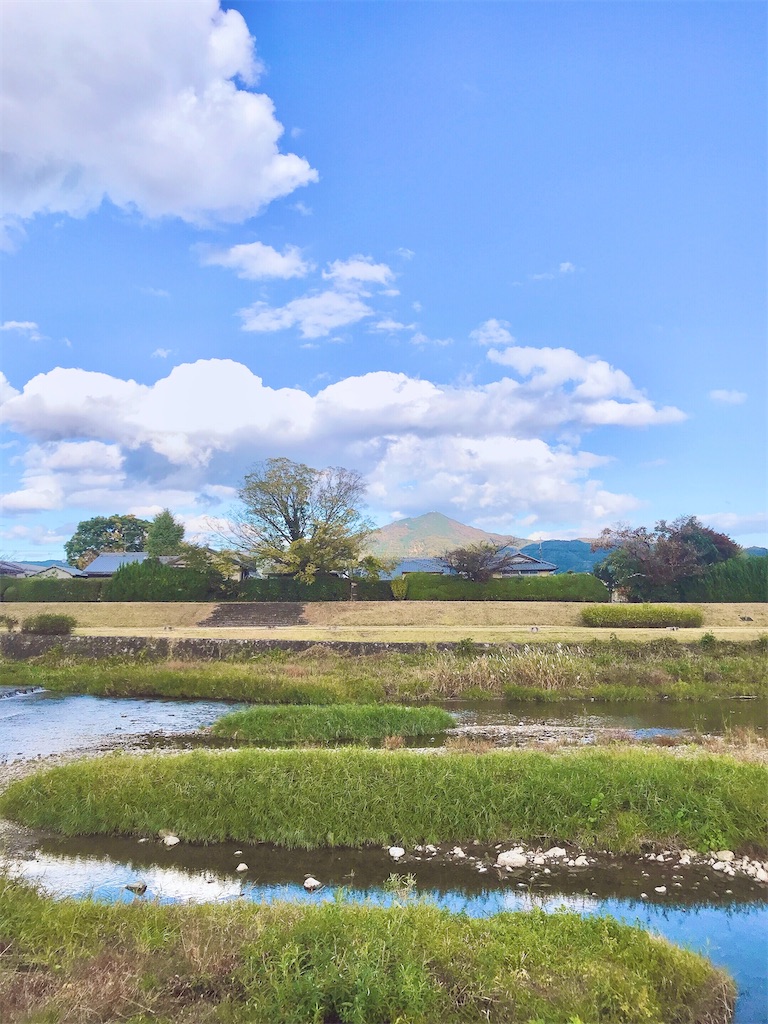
(2, 601), (766, 642)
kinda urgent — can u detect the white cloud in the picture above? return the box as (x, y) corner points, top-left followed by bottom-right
(410, 332), (452, 347)
(697, 512), (767, 536)
(396, 248), (415, 261)
(470, 318), (515, 347)
(1, 320), (42, 341)
(240, 290), (372, 339)
(1, 352), (685, 529)
(200, 241), (312, 280)
(0, 0), (317, 239)
(142, 287), (170, 299)
(0, 372), (21, 403)
(559, 262), (576, 274)
(152, 348), (172, 359)
(323, 255), (394, 288)
(709, 389), (747, 405)
(371, 319), (411, 333)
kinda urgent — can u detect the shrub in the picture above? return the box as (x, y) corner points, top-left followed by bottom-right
(102, 559), (213, 602)
(0, 614), (18, 630)
(20, 613), (77, 635)
(0, 577), (103, 602)
(581, 605), (704, 628)
(235, 575), (351, 601)
(405, 572), (608, 602)
(679, 555), (768, 603)
(390, 577), (409, 600)
(354, 579), (394, 601)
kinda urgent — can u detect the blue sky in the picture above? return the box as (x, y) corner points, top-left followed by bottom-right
(1, 0), (765, 559)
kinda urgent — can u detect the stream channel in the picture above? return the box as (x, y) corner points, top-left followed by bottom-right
(2, 687), (767, 1021)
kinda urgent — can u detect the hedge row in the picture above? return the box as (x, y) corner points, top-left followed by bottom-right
(581, 605), (704, 628)
(404, 572), (609, 602)
(0, 577), (104, 602)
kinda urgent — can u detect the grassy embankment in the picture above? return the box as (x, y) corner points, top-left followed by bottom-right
(2, 599), (767, 642)
(4, 638), (766, 703)
(208, 704), (454, 743)
(3, 747), (764, 853)
(0, 878), (734, 1024)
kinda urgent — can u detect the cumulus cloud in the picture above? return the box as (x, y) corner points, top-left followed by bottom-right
(1, 351), (685, 529)
(1, 320), (43, 341)
(240, 290), (372, 339)
(698, 511), (767, 536)
(323, 255), (394, 288)
(709, 389), (747, 405)
(470, 318), (514, 347)
(152, 348), (172, 359)
(0, 0), (317, 242)
(200, 241), (312, 280)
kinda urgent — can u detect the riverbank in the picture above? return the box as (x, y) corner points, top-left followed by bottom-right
(0, 876), (736, 1024)
(3, 636), (765, 703)
(3, 746), (765, 853)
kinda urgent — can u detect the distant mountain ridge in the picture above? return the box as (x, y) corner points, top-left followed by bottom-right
(366, 512), (611, 573)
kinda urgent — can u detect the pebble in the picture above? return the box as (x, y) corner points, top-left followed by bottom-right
(451, 846), (466, 859)
(162, 835), (180, 847)
(654, 886), (667, 894)
(303, 876), (322, 892)
(125, 881), (147, 895)
(388, 846), (405, 860)
(235, 863), (248, 872)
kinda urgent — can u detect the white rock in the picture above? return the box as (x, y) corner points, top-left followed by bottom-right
(654, 886), (667, 894)
(304, 876), (322, 892)
(496, 850), (527, 869)
(137, 838), (149, 844)
(533, 855), (546, 866)
(425, 844), (437, 854)
(678, 855), (690, 866)
(477, 865), (488, 874)
(451, 847), (466, 859)
(715, 850), (735, 863)
(543, 847), (567, 859)
(574, 856), (589, 867)
(234, 850), (243, 856)
(712, 862), (725, 872)
(235, 863), (248, 872)
(389, 846), (405, 859)
(543, 867), (551, 875)
(755, 868), (768, 883)
(414, 845), (424, 853)
(640, 892), (648, 899)
(567, 859), (575, 867)
(162, 835), (180, 847)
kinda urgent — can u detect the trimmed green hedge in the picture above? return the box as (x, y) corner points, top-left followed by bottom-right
(581, 604), (704, 628)
(405, 572), (609, 602)
(20, 613), (77, 635)
(237, 575), (351, 601)
(0, 577), (103, 602)
(102, 560), (214, 602)
(354, 579), (394, 601)
(678, 556), (768, 603)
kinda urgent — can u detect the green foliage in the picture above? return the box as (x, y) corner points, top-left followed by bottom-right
(353, 579), (394, 601)
(405, 572), (608, 602)
(438, 541), (518, 582)
(0, 577), (103, 602)
(4, 747), (764, 853)
(20, 613), (77, 635)
(676, 555), (768, 602)
(145, 509), (185, 556)
(210, 704), (455, 743)
(236, 457), (371, 582)
(236, 575), (351, 601)
(390, 576), (409, 600)
(102, 559), (213, 602)
(0, 878), (733, 1024)
(9, 640), (766, 704)
(581, 605), (704, 628)
(593, 516), (741, 601)
(64, 514), (151, 568)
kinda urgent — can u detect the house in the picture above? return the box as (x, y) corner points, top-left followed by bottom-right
(84, 552), (183, 577)
(0, 560), (86, 578)
(495, 551), (557, 576)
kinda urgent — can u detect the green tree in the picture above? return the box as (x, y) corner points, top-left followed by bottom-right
(234, 457), (371, 582)
(146, 509), (185, 556)
(64, 514), (150, 569)
(592, 516), (741, 600)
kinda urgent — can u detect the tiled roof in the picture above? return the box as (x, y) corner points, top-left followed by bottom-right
(85, 552), (181, 575)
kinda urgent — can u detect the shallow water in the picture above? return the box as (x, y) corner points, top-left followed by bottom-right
(7, 836), (767, 1023)
(2, 689), (764, 763)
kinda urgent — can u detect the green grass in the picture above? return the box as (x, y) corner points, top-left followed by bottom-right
(3, 747), (764, 853)
(0, 877), (735, 1024)
(581, 605), (704, 628)
(2, 637), (766, 703)
(209, 703), (455, 743)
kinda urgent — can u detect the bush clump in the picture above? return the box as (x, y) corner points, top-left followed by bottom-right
(581, 605), (704, 628)
(102, 559), (213, 602)
(210, 703), (455, 744)
(20, 613), (77, 635)
(0, 577), (103, 602)
(236, 575), (351, 601)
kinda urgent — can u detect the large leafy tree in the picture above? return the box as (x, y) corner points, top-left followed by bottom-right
(438, 542), (516, 583)
(592, 516), (741, 600)
(146, 509), (185, 556)
(64, 514), (151, 568)
(234, 457), (371, 582)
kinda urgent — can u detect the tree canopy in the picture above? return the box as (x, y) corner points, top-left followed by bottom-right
(64, 514), (151, 569)
(234, 457), (371, 582)
(438, 542), (516, 583)
(146, 509), (185, 556)
(592, 516), (741, 600)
